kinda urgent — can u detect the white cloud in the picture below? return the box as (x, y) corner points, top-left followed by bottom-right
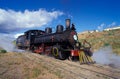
(97, 22), (118, 31)
(0, 8), (64, 33)
(97, 23), (105, 31)
(108, 22), (116, 27)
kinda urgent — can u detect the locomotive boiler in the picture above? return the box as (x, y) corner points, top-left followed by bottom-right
(16, 19), (94, 63)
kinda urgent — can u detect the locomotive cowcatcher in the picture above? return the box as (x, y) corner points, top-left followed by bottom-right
(16, 19), (93, 61)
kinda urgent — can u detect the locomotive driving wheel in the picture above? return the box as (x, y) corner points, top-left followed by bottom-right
(52, 46), (59, 59)
(52, 45), (67, 60)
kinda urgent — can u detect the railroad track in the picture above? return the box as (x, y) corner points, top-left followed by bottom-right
(46, 55), (120, 79)
(62, 60), (120, 79)
(53, 59), (120, 79)
(23, 52), (120, 79)
(88, 64), (120, 73)
(24, 53), (88, 79)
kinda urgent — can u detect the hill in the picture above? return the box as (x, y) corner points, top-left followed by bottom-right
(0, 52), (120, 79)
(78, 29), (120, 55)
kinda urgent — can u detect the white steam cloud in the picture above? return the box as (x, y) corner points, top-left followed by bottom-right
(93, 46), (120, 68)
(0, 8), (64, 33)
(14, 33), (24, 38)
(0, 33), (25, 52)
(0, 33), (15, 52)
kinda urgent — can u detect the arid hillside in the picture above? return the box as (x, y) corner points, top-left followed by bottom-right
(0, 52), (62, 79)
(0, 52), (120, 79)
(78, 29), (120, 55)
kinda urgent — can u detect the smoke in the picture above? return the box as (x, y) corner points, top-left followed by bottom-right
(0, 33), (24, 52)
(93, 46), (120, 68)
(0, 34), (14, 51)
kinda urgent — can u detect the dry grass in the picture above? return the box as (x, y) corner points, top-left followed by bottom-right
(0, 52), (120, 79)
(78, 29), (120, 55)
(0, 52), (61, 79)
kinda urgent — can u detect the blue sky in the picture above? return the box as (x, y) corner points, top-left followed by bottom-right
(0, 0), (120, 36)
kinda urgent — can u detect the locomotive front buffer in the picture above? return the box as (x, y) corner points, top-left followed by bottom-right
(70, 40), (95, 64)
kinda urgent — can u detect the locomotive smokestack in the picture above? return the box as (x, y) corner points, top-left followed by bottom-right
(66, 19), (71, 30)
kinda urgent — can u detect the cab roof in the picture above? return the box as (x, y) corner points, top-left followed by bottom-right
(25, 30), (45, 33)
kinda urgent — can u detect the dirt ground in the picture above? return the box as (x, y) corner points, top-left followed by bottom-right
(0, 52), (120, 79)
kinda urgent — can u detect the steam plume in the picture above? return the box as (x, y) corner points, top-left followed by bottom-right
(0, 34), (24, 52)
(93, 46), (120, 68)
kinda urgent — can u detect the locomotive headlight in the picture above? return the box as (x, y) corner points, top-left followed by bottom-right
(73, 35), (78, 40)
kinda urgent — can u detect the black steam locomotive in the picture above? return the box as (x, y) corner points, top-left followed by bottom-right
(16, 19), (92, 60)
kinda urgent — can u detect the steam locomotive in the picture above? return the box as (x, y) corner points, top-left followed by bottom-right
(16, 19), (92, 60)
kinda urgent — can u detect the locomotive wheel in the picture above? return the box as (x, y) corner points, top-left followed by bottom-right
(52, 46), (67, 60)
(59, 51), (67, 60)
(52, 46), (59, 59)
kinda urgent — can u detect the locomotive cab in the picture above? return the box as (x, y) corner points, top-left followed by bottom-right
(16, 35), (26, 49)
(24, 30), (45, 49)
